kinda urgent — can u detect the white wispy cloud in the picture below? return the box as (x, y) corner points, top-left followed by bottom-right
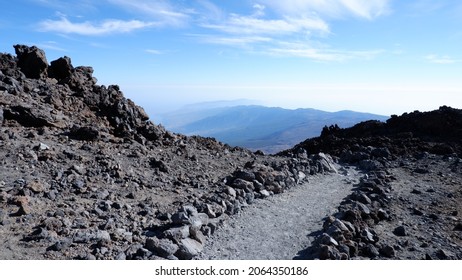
(34, 0), (390, 61)
(145, 49), (164, 55)
(196, 2), (386, 62)
(107, 0), (191, 27)
(267, 41), (384, 61)
(193, 34), (273, 47)
(259, 0), (391, 20)
(201, 3), (329, 36)
(425, 54), (460, 64)
(203, 15), (329, 35)
(38, 16), (156, 36)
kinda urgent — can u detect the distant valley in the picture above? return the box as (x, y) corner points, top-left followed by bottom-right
(159, 102), (389, 154)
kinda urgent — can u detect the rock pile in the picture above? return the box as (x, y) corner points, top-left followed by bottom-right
(303, 170), (396, 259)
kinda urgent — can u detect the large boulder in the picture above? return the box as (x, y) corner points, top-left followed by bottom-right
(14, 45), (48, 79)
(49, 56), (74, 81)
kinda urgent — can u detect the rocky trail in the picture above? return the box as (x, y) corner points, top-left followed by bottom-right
(198, 166), (360, 260)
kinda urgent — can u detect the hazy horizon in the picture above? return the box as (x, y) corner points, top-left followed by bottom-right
(2, 1), (462, 118)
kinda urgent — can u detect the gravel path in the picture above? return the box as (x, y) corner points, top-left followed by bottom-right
(197, 166), (360, 260)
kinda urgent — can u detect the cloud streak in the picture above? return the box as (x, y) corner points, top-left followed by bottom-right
(38, 16), (156, 36)
(107, 0), (191, 27)
(196, 1), (389, 61)
(35, 0), (391, 61)
(267, 44), (384, 62)
(259, 0), (391, 20)
(425, 54), (460, 64)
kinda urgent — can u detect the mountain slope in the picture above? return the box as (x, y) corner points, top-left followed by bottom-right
(0, 45), (334, 260)
(162, 105), (388, 154)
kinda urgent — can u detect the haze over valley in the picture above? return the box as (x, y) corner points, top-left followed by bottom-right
(160, 101), (389, 153)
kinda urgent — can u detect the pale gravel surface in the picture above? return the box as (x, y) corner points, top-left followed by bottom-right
(197, 165), (361, 260)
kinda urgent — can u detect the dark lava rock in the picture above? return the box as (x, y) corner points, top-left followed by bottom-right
(454, 223), (462, 231)
(380, 245), (396, 258)
(68, 126), (100, 141)
(393, 226), (407, 237)
(14, 44), (48, 79)
(49, 56), (73, 81)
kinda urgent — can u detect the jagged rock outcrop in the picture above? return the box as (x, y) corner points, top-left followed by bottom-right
(281, 107), (462, 169)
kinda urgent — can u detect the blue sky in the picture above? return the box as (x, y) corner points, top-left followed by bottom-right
(2, 0), (462, 118)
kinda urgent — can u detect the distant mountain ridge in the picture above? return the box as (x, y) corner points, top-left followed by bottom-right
(160, 104), (389, 154)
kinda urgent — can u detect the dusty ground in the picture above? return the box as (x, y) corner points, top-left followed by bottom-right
(374, 155), (462, 260)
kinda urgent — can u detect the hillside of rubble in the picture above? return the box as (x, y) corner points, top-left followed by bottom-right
(0, 45), (337, 260)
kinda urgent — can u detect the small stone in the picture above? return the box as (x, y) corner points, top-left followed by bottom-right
(412, 208), (424, 216)
(115, 252), (127, 260)
(319, 245), (341, 260)
(205, 204), (216, 218)
(393, 226), (407, 237)
(323, 216), (336, 229)
(190, 227), (206, 244)
(332, 219), (349, 232)
(162, 226), (190, 242)
(411, 189), (422, 195)
(428, 214), (439, 220)
(232, 178), (253, 190)
(226, 187), (236, 198)
(358, 193), (372, 204)
(145, 237), (179, 258)
(380, 245), (396, 258)
(69, 126), (100, 141)
(72, 164), (85, 175)
(48, 238), (71, 252)
(361, 228), (376, 243)
(176, 238), (204, 260)
(342, 220), (356, 235)
(171, 211), (190, 225)
(298, 171), (306, 181)
(453, 223), (462, 231)
(233, 170), (256, 182)
(320, 233), (339, 246)
(344, 240), (358, 257)
(37, 142), (50, 151)
(365, 244), (380, 258)
(436, 249), (453, 260)
(414, 168), (429, 174)
(27, 181), (45, 193)
(378, 209), (389, 220)
(354, 202), (371, 215)
(259, 189), (270, 198)
(14, 196), (31, 215)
